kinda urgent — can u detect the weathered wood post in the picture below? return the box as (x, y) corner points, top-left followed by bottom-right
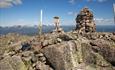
(53, 16), (60, 31)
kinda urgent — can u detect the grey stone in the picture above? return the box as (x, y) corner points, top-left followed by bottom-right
(42, 40), (49, 46)
(42, 41), (80, 70)
(39, 56), (46, 63)
(0, 55), (27, 70)
(36, 53), (44, 57)
(35, 61), (53, 70)
(22, 51), (33, 57)
(31, 55), (38, 63)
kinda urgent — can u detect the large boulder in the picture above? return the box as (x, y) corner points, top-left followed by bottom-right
(90, 39), (115, 66)
(42, 41), (79, 70)
(42, 37), (114, 70)
(0, 55), (27, 70)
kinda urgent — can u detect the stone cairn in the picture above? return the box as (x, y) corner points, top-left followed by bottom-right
(53, 16), (64, 33)
(75, 7), (96, 33)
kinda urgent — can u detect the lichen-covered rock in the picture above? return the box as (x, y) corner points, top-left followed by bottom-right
(111, 35), (115, 42)
(21, 51), (33, 57)
(34, 61), (53, 70)
(42, 41), (78, 70)
(31, 42), (42, 52)
(0, 55), (27, 70)
(90, 39), (115, 66)
(42, 36), (114, 70)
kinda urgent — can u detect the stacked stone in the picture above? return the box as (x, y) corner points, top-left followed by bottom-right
(75, 7), (96, 33)
(52, 16), (64, 33)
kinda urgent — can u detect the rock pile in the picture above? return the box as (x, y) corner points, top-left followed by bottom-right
(0, 33), (53, 70)
(42, 32), (115, 70)
(0, 32), (115, 70)
(75, 7), (96, 33)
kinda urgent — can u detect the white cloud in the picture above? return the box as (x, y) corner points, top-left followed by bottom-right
(67, 11), (78, 16)
(13, 0), (22, 5)
(98, 0), (107, 2)
(68, 0), (76, 4)
(0, 0), (22, 8)
(68, 0), (108, 4)
(67, 11), (74, 15)
(62, 17), (114, 25)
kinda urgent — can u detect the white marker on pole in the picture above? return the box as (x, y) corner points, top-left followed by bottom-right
(113, 4), (115, 13)
(40, 9), (43, 24)
(39, 9), (43, 35)
(113, 3), (115, 24)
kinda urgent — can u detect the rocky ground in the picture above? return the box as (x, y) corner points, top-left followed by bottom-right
(0, 32), (115, 70)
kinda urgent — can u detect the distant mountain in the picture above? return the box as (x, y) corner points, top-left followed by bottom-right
(0, 25), (54, 35)
(0, 25), (115, 35)
(0, 25), (37, 35)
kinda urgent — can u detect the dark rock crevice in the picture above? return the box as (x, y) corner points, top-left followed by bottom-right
(45, 56), (55, 70)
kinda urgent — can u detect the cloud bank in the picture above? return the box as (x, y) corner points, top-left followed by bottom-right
(68, 0), (108, 4)
(94, 18), (114, 25)
(0, 0), (22, 8)
(67, 11), (78, 16)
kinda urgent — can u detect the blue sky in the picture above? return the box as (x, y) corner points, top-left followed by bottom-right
(0, 0), (115, 26)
